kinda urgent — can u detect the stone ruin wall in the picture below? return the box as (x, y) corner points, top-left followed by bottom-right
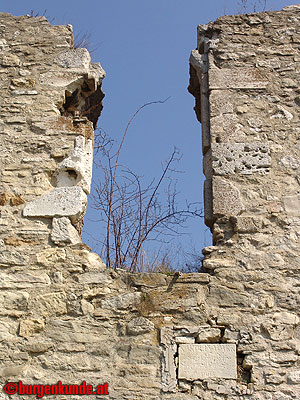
(0, 5), (299, 400)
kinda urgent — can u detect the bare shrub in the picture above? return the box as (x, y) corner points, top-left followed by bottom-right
(92, 101), (203, 272)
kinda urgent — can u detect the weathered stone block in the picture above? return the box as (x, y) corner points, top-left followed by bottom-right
(209, 67), (268, 90)
(23, 187), (87, 219)
(19, 319), (45, 338)
(196, 327), (221, 343)
(205, 143), (270, 176)
(178, 344), (237, 380)
(51, 217), (81, 245)
(54, 48), (92, 70)
(212, 177), (244, 217)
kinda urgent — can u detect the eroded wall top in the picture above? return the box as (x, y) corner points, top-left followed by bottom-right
(0, 13), (105, 256)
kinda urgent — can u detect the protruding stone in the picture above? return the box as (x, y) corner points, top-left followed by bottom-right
(23, 187), (87, 220)
(54, 48), (92, 70)
(51, 217), (81, 245)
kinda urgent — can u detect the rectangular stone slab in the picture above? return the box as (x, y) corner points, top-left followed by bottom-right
(178, 343), (237, 380)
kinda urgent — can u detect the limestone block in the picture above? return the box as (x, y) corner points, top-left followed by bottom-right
(54, 48), (92, 70)
(231, 216), (263, 233)
(126, 317), (155, 336)
(189, 50), (207, 73)
(175, 337), (195, 344)
(0, 321), (16, 342)
(23, 187), (87, 220)
(32, 292), (68, 317)
(261, 322), (294, 341)
(77, 271), (113, 286)
(81, 299), (94, 315)
(0, 291), (29, 312)
(82, 252), (106, 271)
(142, 286), (206, 313)
(272, 312), (299, 325)
(283, 195), (300, 216)
(212, 177), (244, 217)
(19, 319), (45, 338)
(205, 143), (270, 176)
(209, 90), (234, 117)
(210, 110), (239, 135)
(222, 329), (239, 343)
(161, 328), (177, 393)
(208, 286), (249, 307)
(37, 248), (66, 265)
(287, 370), (300, 384)
(280, 155), (300, 170)
(176, 273), (210, 284)
(56, 136), (93, 194)
(0, 250), (29, 267)
(45, 320), (103, 344)
(40, 71), (86, 89)
(0, 272), (50, 289)
(178, 344), (237, 380)
(209, 67), (268, 90)
(128, 272), (167, 288)
(196, 327), (221, 343)
(202, 257), (235, 271)
(101, 292), (142, 310)
(24, 342), (53, 354)
(51, 217), (81, 245)
(0, 364), (27, 378)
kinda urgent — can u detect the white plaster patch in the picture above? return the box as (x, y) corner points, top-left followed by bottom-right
(23, 187), (87, 219)
(178, 344), (237, 380)
(56, 136), (93, 194)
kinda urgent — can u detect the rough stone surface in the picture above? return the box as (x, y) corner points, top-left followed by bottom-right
(178, 344), (237, 380)
(56, 136), (93, 194)
(204, 142), (271, 176)
(51, 217), (81, 244)
(0, 6), (300, 400)
(212, 177), (244, 217)
(23, 187), (87, 220)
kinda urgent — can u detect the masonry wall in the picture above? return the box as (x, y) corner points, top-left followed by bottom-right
(0, 7), (299, 400)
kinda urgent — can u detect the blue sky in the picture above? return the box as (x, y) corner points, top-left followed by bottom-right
(2, 0), (295, 266)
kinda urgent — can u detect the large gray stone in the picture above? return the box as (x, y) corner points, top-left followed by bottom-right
(23, 187), (87, 219)
(212, 177), (244, 217)
(178, 344), (237, 380)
